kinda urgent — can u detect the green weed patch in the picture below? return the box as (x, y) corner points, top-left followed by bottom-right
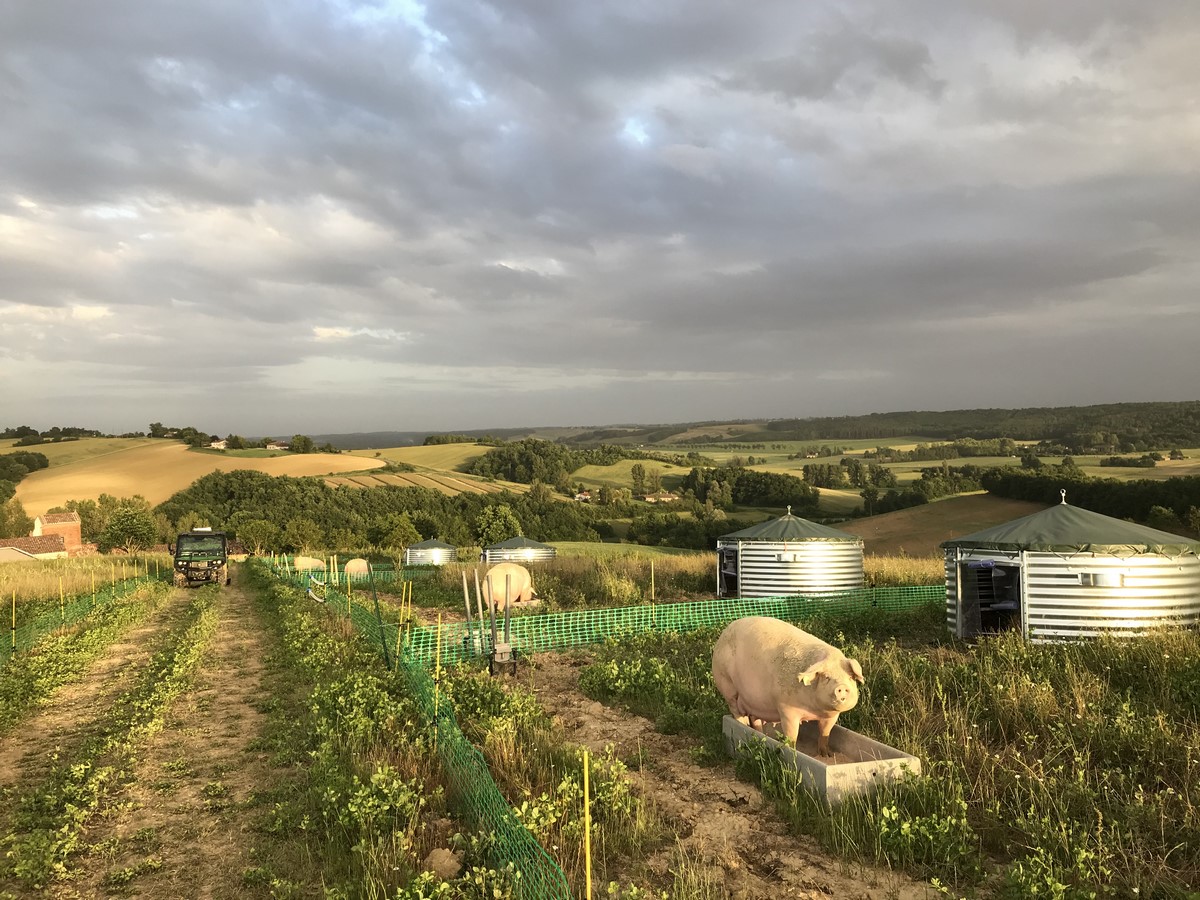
(0, 581), (170, 733)
(0, 587), (218, 888)
(579, 617), (1200, 896)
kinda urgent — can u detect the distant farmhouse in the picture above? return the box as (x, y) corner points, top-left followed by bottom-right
(0, 512), (85, 563)
(33, 512), (83, 554)
(642, 491), (679, 504)
(0, 535), (68, 562)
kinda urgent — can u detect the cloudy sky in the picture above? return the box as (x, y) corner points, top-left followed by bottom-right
(2, 1), (1197, 436)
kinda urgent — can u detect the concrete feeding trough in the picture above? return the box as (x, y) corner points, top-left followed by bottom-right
(723, 716), (921, 804)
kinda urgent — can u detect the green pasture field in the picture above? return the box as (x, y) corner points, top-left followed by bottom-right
(347, 443), (490, 471)
(0, 436), (155, 468)
(1074, 448), (1200, 480)
(659, 435), (939, 460)
(187, 447), (288, 459)
(571, 459), (693, 492)
(816, 488), (864, 516)
(548, 541), (709, 559)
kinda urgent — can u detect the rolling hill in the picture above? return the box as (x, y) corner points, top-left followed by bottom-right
(838, 494), (1046, 557)
(14, 440), (385, 516)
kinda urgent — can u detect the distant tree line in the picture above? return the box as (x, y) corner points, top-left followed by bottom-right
(465, 438), (714, 491)
(2, 425), (104, 446)
(982, 469), (1200, 528)
(678, 467), (820, 514)
(712, 402), (1200, 449)
(0, 450), (49, 504)
(152, 470), (604, 555)
(423, 433), (480, 445)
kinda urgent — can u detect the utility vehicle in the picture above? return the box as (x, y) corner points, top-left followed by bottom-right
(170, 528), (231, 587)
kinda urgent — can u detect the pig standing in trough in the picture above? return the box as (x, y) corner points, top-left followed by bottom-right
(481, 562), (536, 611)
(712, 616), (864, 757)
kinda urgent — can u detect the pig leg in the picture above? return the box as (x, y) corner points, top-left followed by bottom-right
(815, 715), (838, 757)
(778, 710), (803, 747)
(719, 685), (751, 727)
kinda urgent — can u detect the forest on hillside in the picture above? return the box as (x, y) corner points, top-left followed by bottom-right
(557, 401), (1200, 451)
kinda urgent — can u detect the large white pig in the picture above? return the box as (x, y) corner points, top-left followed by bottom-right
(343, 558), (370, 576)
(711, 616), (864, 757)
(481, 563), (536, 611)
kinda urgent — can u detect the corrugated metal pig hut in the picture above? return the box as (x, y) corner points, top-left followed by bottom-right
(717, 508), (865, 597)
(482, 536), (557, 563)
(941, 494), (1200, 641)
(403, 539), (457, 566)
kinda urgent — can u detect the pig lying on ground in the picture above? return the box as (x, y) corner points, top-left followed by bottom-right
(481, 562), (536, 610)
(292, 556), (325, 571)
(711, 616), (864, 757)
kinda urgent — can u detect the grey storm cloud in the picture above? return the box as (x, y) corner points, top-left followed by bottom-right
(1, 0), (1198, 435)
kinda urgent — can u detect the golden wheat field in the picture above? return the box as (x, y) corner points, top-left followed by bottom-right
(347, 443), (491, 470)
(325, 470), (529, 496)
(14, 441), (385, 516)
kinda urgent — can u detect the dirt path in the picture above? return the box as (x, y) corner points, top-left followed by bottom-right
(47, 571), (275, 900)
(0, 589), (188, 792)
(527, 652), (935, 900)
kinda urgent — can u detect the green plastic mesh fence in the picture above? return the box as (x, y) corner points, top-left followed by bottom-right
(401, 585), (945, 668)
(331, 589), (572, 899)
(0, 575), (162, 667)
(281, 555), (942, 900)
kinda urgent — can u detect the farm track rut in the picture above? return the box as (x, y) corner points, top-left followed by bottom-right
(0, 572), (281, 899)
(0, 589), (190, 794)
(528, 652), (936, 900)
(52, 570), (276, 900)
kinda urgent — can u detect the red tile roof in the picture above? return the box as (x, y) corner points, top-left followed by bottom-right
(38, 512), (81, 524)
(0, 535), (67, 554)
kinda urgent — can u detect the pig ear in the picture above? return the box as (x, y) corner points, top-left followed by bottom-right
(843, 658), (864, 683)
(798, 663), (827, 686)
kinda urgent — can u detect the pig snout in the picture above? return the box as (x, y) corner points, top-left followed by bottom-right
(832, 682), (854, 708)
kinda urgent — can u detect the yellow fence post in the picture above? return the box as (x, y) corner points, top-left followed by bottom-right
(92, 572), (96, 605)
(10, 591), (15, 654)
(583, 748), (593, 900)
(59, 577), (65, 624)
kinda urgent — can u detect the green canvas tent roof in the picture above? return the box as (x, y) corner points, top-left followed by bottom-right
(940, 501), (1200, 557)
(407, 539), (456, 550)
(483, 536), (555, 550)
(720, 511), (860, 543)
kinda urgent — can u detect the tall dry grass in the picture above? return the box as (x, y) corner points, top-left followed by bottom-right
(431, 554), (715, 610)
(864, 554), (943, 587)
(0, 554), (170, 624)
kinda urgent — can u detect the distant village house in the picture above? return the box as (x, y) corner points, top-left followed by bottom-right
(32, 512), (83, 555)
(642, 491), (679, 504)
(0, 535), (68, 562)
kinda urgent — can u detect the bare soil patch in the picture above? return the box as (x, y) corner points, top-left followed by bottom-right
(526, 651), (936, 900)
(50, 573), (276, 900)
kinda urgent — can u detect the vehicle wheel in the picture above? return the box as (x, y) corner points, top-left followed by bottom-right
(173, 571), (187, 588)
